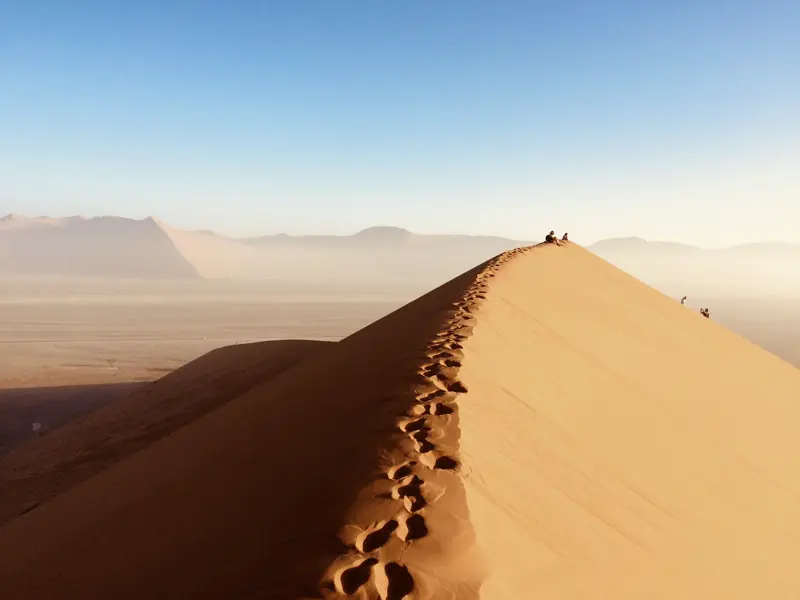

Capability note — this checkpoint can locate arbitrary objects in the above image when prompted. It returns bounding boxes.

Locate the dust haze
[1,223,799,454]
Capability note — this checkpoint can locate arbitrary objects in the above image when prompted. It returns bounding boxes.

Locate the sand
[0,339,330,527]
[0,381,147,457]
[2,242,800,599]
[0,276,405,386]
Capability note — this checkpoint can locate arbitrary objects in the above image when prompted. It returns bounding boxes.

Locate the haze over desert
[4,2,800,598]
[2,241,800,599]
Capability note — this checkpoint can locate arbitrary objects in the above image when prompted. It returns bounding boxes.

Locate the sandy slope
[0,381,147,457]
[0,339,330,528]
[457,244,800,598]
[157,220,259,279]
[2,244,800,599]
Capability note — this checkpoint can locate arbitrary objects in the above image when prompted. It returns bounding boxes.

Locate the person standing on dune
[681,296,687,306]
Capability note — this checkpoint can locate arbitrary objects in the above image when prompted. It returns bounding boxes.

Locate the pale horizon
[2,211,799,250]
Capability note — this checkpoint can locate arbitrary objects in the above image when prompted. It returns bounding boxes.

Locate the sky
[1,0,798,245]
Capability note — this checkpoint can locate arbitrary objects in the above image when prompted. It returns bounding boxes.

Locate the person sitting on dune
[545,230,563,245]
[562,232,569,242]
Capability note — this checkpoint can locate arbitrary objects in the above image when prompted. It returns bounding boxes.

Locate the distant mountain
[0,215,200,279]
[3,217,797,291]
[588,237,703,255]
[588,237,800,256]
[0,215,526,282]
[588,237,800,295]
[236,225,528,284]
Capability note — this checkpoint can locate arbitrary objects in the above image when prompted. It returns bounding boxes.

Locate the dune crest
[319,249,521,598]
[2,243,800,599]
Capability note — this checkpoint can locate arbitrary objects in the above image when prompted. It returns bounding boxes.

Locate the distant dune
[0,338,330,527]
[0,382,146,457]
[156,219,259,279]
[2,243,800,598]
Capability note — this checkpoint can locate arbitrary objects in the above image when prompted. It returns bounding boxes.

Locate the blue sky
[1,0,798,245]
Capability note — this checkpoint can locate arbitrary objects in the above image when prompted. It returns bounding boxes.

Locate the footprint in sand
[387,461,416,481]
[400,417,427,433]
[334,556,379,595]
[392,475,427,512]
[397,513,428,542]
[429,402,455,416]
[445,379,468,393]
[355,520,399,552]
[375,562,415,600]
[410,429,436,454]
[419,452,458,471]
[417,389,446,403]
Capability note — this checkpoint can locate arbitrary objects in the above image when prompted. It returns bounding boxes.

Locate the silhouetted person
[680,296,687,306]
[562,232,569,241]
[700,308,710,318]
[545,230,563,245]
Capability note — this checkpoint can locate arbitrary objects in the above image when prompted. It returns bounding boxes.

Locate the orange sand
[1,243,800,599]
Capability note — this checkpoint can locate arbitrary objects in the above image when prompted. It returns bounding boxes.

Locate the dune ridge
[2,243,800,599]
[320,247,526,598]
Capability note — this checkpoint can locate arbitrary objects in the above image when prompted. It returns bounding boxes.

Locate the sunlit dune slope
[2,243,800,600]
[458,244,800,598]
[0,339,330,528]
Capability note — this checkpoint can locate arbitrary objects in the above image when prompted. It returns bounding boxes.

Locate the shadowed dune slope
[0,382,147,457]
[0,339,331,528]
[0,256,492,600]
[3,244,800,599]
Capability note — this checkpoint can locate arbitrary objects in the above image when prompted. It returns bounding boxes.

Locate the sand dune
[0,382,147,456]
[0,339,330,528]
[2,243,800,599]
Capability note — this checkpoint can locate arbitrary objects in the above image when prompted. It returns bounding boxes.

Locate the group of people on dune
[545,230,568,245]
[681,296,711,319]
[542,235,710,320]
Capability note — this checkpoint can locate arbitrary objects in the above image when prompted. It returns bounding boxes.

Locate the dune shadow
[0,338,333,529]
[0,382,146,457]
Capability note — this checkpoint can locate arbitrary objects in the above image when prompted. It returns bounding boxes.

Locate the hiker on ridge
[680,296,687,306]
[562,232,569,242]
[545,230,563,245]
